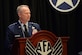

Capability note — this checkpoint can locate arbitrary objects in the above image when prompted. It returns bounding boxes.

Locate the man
[5,5,41,55]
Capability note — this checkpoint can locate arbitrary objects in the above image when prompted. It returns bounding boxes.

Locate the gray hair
[16,5,29,13]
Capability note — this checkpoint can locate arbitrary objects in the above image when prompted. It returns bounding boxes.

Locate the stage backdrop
[0,0,82,55]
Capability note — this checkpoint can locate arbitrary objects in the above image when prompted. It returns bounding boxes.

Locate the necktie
[23,24,29,37]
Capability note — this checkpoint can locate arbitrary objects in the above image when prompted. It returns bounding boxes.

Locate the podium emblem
[25,30,63,55]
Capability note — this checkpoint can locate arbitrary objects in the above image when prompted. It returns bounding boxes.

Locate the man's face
[18,7,31,22]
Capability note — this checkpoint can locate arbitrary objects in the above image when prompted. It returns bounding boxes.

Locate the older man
[5,5,41,55]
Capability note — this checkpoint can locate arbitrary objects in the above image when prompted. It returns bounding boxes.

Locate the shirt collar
[18,20,28,31]
[18,20,28,26]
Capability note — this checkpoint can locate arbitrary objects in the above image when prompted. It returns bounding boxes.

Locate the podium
[12,30,69,55]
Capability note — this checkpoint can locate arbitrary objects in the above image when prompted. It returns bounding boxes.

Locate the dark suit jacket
[5,21,41,55]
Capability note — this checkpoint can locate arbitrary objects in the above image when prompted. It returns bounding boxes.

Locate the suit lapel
[16,22,24,37]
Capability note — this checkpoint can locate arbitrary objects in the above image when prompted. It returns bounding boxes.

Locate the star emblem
[56,0,73,7]
[49,0,80,12]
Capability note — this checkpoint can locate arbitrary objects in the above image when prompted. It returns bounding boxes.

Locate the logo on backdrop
[25,37,63,55]
[49,0,80,12]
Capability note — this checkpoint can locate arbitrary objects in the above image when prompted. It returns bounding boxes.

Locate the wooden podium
[12,30,69,55]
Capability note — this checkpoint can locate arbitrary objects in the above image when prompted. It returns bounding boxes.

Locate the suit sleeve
[5,27,15,55]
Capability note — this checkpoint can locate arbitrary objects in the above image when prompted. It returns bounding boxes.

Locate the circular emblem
[49,0,80,12]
